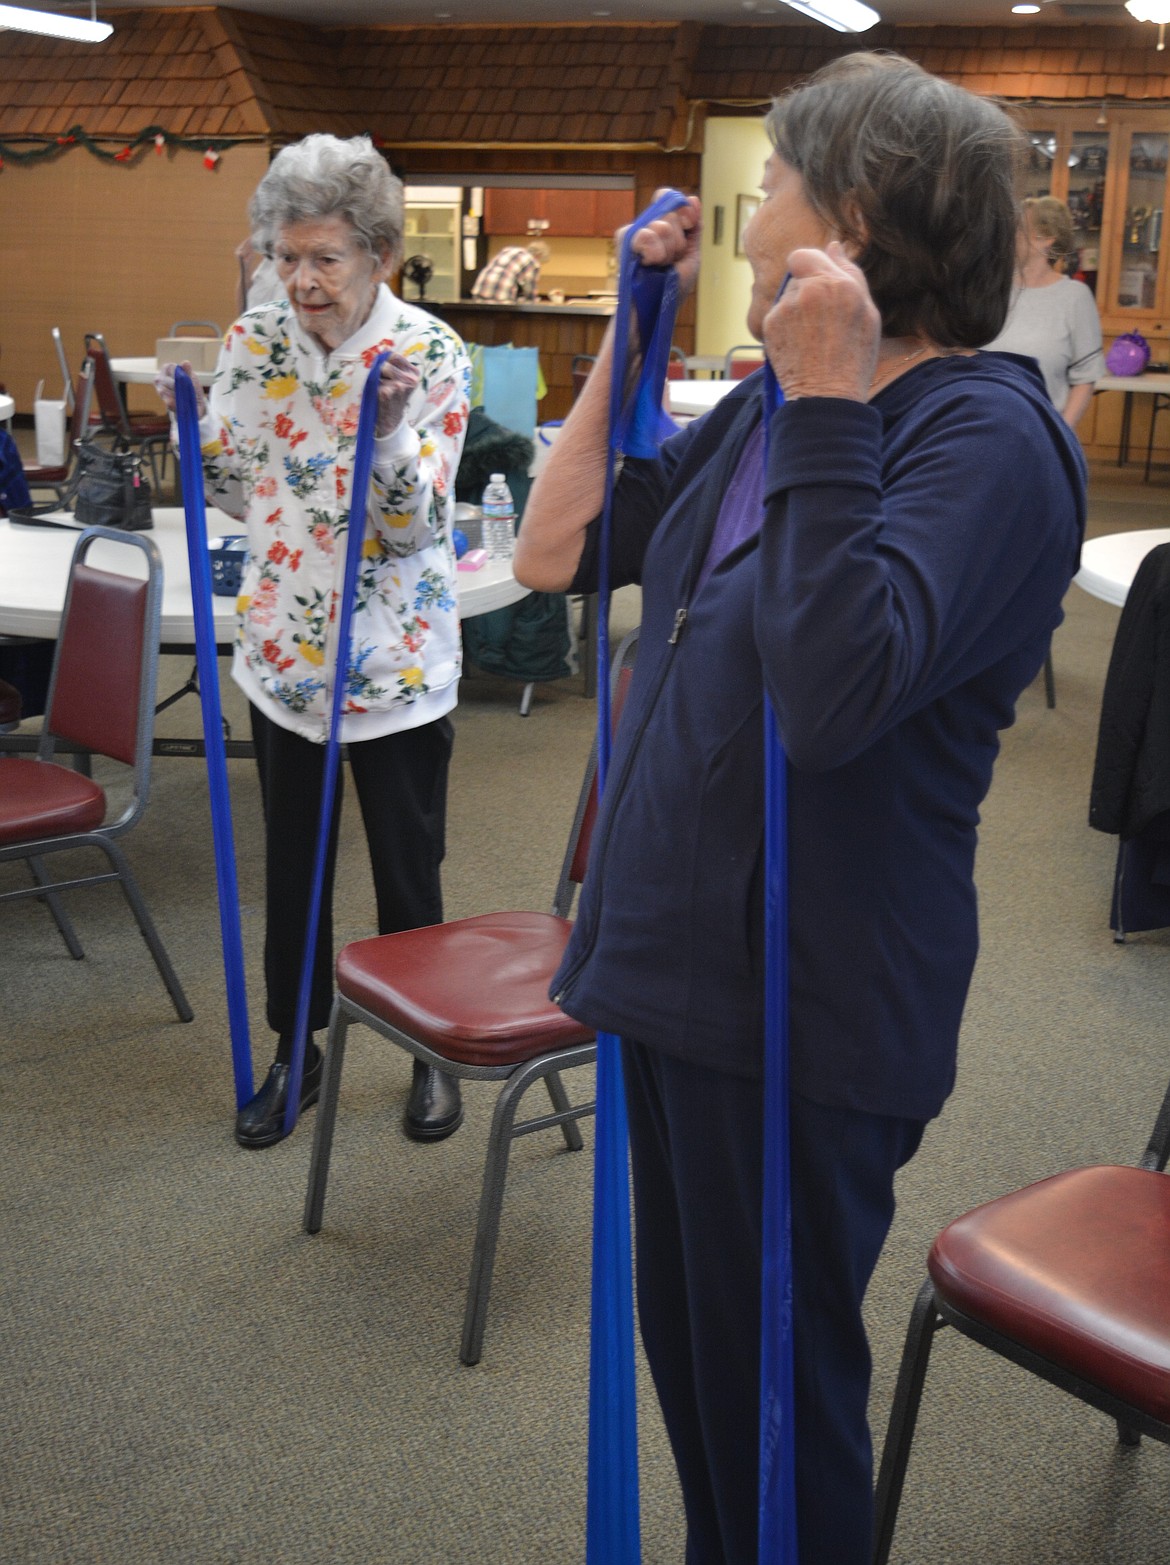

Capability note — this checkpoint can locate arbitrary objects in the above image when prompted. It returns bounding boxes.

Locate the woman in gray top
[984,195,1105,428]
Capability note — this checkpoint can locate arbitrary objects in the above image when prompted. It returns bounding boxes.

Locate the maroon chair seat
[930,1165,1170,1424]
[336,912,592,1067]
[305,629,640,1365]
[874,1078,1170,1565]
[0,757,105,844]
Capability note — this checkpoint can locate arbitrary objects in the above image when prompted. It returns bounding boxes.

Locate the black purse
[9,433,154,532]
[73,437,153,531]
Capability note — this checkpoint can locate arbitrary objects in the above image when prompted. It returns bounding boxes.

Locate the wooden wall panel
[0,144,269,413]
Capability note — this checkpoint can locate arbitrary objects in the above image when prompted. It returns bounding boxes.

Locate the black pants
[621,1040,925,1565]
[250,704,453,1041]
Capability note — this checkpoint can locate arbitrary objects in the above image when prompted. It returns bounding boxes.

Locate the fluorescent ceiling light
[776,0,880,29]
[1011,4,1041,12]
[0,3,112,41]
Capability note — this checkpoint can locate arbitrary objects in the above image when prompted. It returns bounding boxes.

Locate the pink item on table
[457,549,488,571]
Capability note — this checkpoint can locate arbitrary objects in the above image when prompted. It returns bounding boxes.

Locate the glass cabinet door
[1111,130,1168,314]
[1018,130,1056,200]
[1067,130,1110,297]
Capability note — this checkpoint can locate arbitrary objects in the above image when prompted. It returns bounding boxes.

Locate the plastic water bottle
[481,473,516,561]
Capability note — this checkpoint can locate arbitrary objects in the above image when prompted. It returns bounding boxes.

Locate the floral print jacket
[198,285,471,743]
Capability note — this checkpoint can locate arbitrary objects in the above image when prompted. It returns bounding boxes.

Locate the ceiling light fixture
[0,1,111,41]
[1011,4,1041,13]
[776,0,880,31]
[1126,0,1170,49]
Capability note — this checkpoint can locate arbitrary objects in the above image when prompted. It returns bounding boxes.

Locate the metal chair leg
[97,837,193,1022]
[872,1279,945,1565]
[545,1068,585,1152]
[518,681,534,717]
[27,855,84,959]
[460,1060,535,1366]
[1043,648,1055,709]
[304,1000,350,1234]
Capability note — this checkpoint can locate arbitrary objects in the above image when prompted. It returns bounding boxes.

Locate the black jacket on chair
[1089,541,1170,933]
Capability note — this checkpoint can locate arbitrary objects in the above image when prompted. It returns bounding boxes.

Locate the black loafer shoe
[235,1043,323,1150]
[404,1059,464,1142]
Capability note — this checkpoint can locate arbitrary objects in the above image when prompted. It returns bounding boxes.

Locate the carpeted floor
[3,465,1169,1563]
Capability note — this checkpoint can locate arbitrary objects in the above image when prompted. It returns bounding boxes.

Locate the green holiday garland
[0,123,270,168]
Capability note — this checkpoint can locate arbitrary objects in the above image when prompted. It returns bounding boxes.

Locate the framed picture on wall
[735,195,759,256]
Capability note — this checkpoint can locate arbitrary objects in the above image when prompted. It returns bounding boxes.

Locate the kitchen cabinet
[483,186,635,237]
[482,187,535,236]
[593,188,637,238]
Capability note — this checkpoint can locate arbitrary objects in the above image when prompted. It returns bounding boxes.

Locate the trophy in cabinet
[1127,206,1153,249]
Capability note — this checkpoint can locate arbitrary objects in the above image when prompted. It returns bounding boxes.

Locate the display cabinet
[1013,106,1170,464]
[1015,106,1170,337]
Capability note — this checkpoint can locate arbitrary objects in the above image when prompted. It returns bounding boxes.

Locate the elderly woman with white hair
[158,134,471,1150]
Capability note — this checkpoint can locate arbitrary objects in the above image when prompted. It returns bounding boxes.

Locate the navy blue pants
[621,1040,924,1565]
[250,705,453,1040]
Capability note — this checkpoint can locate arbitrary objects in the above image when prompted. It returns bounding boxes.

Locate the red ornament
[203,147,220,170]
[154,133,165,156]
[56,134,76,146]
[114,146,133,163]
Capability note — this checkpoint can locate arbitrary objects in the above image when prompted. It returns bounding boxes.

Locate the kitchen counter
[429,299,618,420]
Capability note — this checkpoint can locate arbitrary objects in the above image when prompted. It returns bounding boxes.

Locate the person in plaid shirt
[471,240,551,301]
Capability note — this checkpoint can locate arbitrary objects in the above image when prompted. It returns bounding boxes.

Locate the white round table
[1074,529,1170,608]
[668,379,739,418]
[0,392,14,427]
[0,508,529,644]
[110,357,216,388]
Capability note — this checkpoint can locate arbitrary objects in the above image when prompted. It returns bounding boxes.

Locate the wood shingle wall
[690,23,1170,103]
[7,11,1170,157]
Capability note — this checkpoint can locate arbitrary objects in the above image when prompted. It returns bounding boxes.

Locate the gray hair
[767,53,1026,347]
[250,134,405,266]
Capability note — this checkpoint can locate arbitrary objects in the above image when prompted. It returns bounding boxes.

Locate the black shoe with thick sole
[404,1059,464,1142]
[235,1043,323,1150]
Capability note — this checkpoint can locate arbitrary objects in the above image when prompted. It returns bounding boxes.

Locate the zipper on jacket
[667,607,688,645]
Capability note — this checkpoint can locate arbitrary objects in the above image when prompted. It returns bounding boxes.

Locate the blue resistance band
[175,366,254,1111]
[586,188,689,1565]
[587,239,798,1560]
[281,350,391,1137]
[759,342,798,1563]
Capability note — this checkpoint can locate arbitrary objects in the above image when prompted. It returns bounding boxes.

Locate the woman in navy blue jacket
[516,53,1086,1565]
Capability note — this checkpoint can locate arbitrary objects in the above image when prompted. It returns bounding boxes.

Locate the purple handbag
[1105,332,1151,377]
